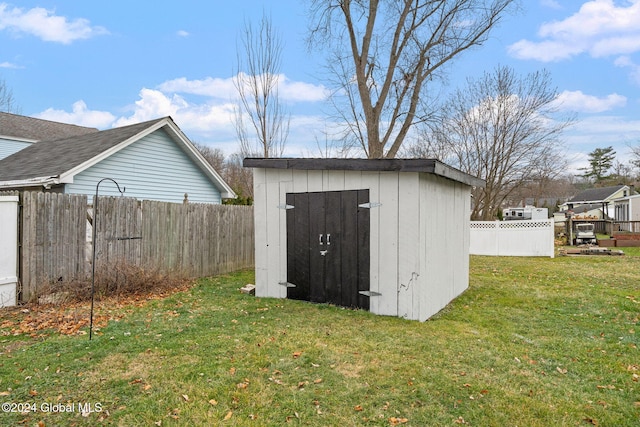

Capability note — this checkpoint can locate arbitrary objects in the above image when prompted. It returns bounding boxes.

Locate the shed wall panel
[253,169,270,297]
[376,172,399,316]
[66,129,222,204]
[265,170,285,297]
[397,173,420,320]
[418,174,470,321]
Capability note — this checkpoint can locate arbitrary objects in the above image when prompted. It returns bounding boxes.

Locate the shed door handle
[319,234,323,245]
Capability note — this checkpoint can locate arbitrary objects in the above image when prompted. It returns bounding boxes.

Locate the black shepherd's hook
[90,178,125,340]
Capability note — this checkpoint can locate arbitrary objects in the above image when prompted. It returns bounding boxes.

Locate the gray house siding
[0,138,31,160]
[66,128,222,203]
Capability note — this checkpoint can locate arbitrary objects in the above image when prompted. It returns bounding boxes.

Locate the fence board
[17,192,254,302]
[20,192,88,301]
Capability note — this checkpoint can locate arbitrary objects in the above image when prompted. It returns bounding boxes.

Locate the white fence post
[0,195,19,307]
[470,219,555,258]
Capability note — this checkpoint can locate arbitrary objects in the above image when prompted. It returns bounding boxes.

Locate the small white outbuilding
[243,158,485,321]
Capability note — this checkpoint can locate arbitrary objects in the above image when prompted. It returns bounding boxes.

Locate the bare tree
[0,78,20,113]
[192,143,254,203]
[409,66,574,220]
[192,142,226,173]
[233,12,290,158]
[307,0,514,158]
[224,153,254,203]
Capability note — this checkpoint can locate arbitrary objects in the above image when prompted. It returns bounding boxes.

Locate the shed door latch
[359,291,382,297]
[279,281,296,288]
[358,202,382,209]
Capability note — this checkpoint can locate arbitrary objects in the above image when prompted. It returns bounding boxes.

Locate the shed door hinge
[277,204,295,210]
[359,290,381,297]
[358,202,382,209]
[279,281,296,288]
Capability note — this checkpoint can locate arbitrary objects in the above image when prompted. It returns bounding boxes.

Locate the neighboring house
[560,185,634,219]
[0,115,235,203]
[0,112,98,160]
[613,194,640,222]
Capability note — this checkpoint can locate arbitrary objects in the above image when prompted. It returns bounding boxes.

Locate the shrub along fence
[18,192,254,302]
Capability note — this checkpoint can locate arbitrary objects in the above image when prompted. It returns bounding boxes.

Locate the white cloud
[113,88,237,132]
[278,75,329,102]
[614,55,640,85]
[540,0,562,10]
[0,61,20,68]
[553,90,627,113]
[508,0,640,61]
[157,73,329,103]
[35,100,115,128]
[176,30,189,37]
[32,74,331,155]
[158,77,237,99]
[0,3,108,44]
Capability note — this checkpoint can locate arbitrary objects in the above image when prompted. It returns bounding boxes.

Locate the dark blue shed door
[285,190,370,310]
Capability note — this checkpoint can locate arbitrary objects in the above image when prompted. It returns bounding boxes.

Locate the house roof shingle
[568,185,627,204]
[0,118,165,181]
[0,111,98,142]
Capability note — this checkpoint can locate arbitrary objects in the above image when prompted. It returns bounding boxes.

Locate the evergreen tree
[579,146,616,183]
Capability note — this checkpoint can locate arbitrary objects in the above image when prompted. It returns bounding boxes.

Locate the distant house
[613,194,640,222]
[0,112,98,160]
[0,115,235,203]
[560,185,634,219]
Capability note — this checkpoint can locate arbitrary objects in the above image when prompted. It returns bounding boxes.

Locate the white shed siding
[253,167,473,321]
[66,129,222,203]
[397,172,420,320]
[419,174,470,321]
[0,138,31,160]
[376,172,400,316]
[253,168,271,297]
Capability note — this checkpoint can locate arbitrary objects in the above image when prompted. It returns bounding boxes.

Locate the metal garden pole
[90,178,125,340]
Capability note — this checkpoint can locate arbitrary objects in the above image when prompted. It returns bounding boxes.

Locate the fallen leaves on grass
[389,416,409,425]
[0,282,194,337]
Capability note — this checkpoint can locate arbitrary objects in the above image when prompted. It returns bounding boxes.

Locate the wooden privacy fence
[19,192,254,301]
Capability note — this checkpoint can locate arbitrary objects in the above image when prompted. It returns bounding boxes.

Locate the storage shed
[243,158,485,321]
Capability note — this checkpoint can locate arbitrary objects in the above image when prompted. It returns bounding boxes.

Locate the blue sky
[2,1,640,173]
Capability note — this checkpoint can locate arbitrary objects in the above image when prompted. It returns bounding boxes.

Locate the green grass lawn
[1,252,639,426]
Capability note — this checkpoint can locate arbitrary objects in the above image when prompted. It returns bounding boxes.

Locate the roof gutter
[0,176,61,189]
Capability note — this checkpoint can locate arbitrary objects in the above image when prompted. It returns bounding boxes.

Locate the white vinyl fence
[0,195,18,307]
[470,220,555,258]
